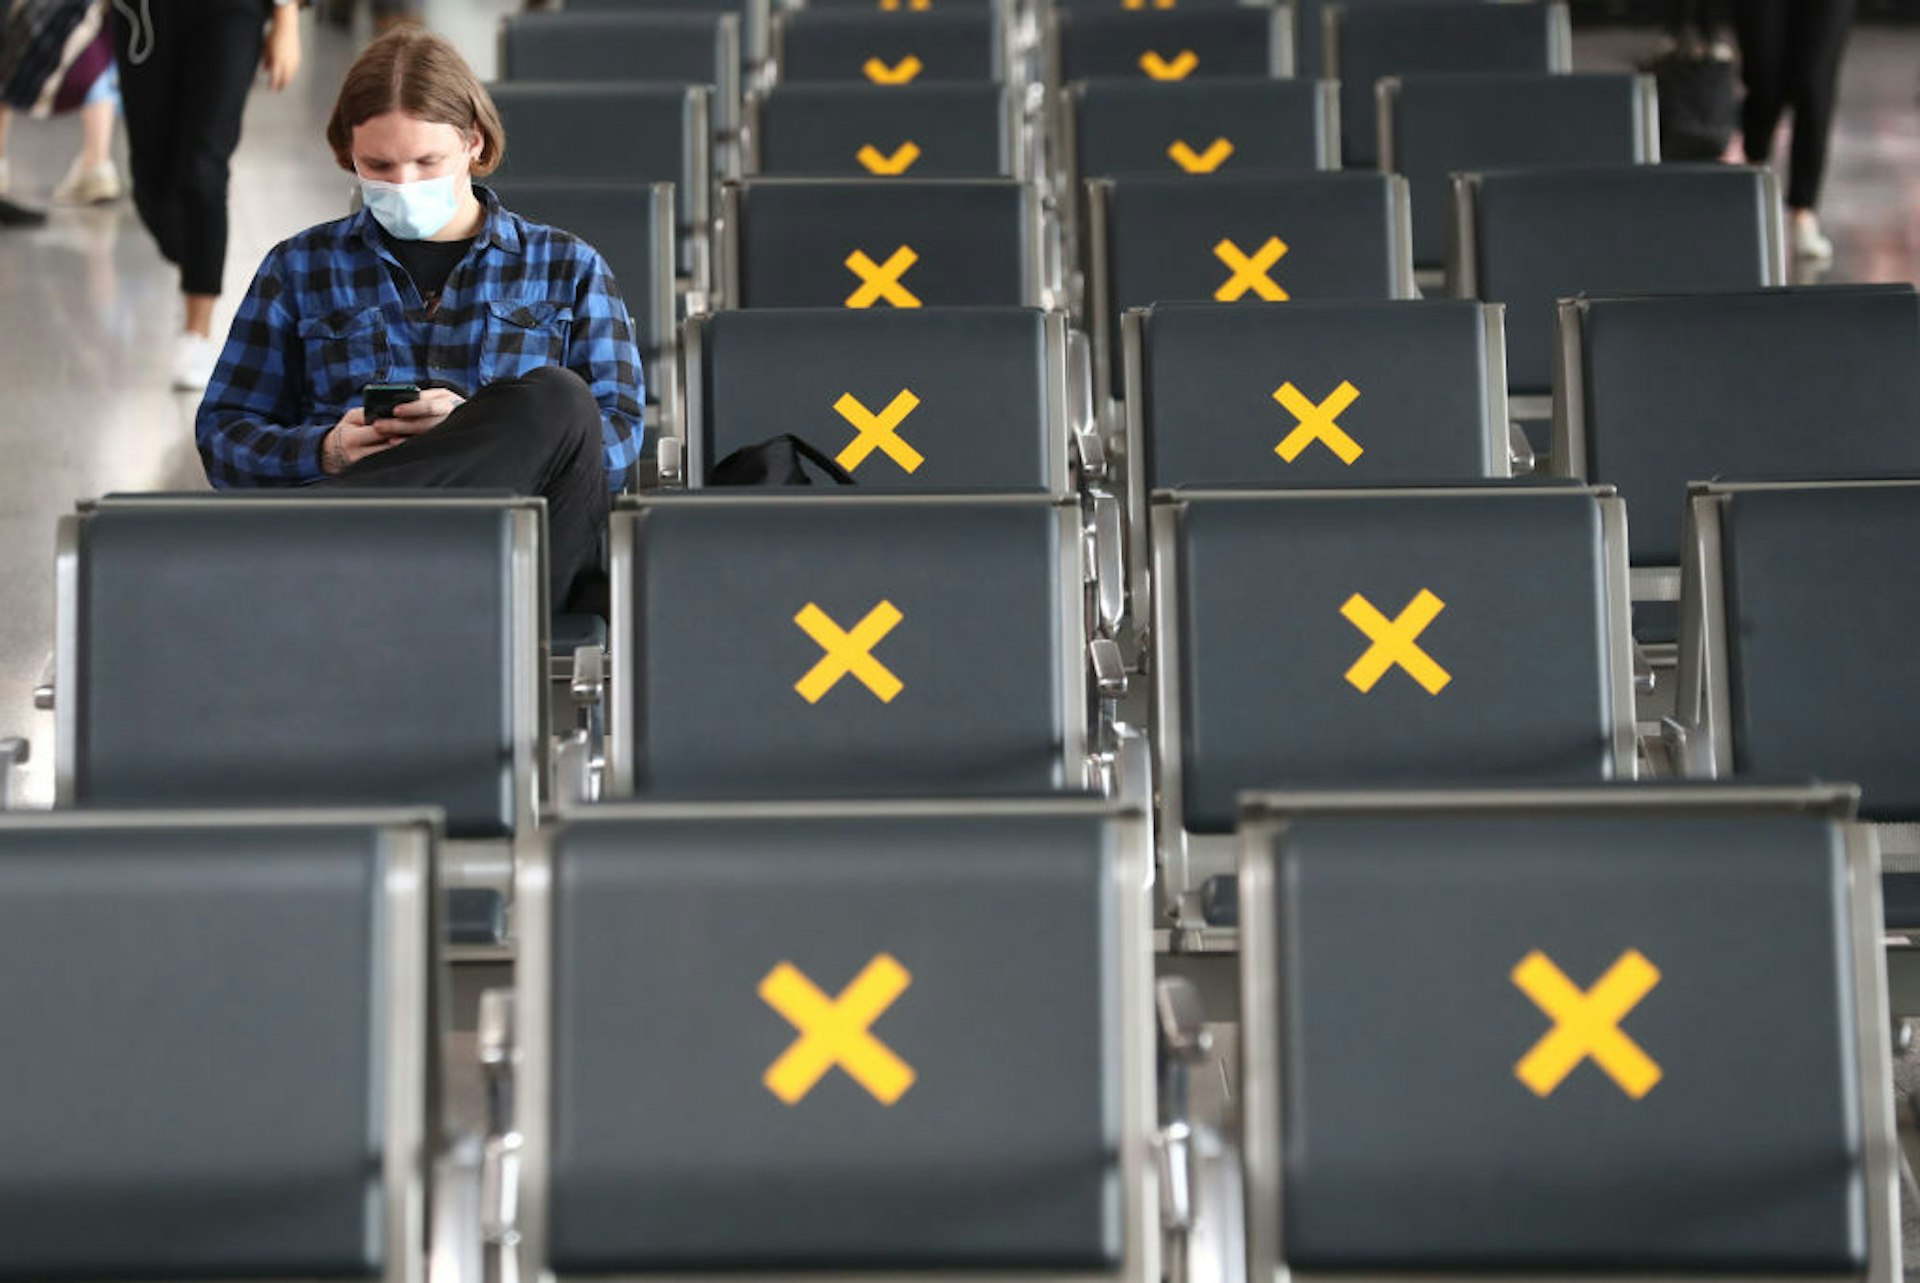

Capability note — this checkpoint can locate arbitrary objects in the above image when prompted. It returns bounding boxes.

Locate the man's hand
[321,408,401,475]
[377,387,464,436]
[262,6,301,91]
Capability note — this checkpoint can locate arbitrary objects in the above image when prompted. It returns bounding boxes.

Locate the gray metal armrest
[655,435,687,488]
[1660,715,1716,778]
[480,987,522,1255]
[1067,329,1108,484]
[1507,420,1537,476]
[33,653,53,711]
[0,737,26,811]
[1633,638,1656,696]
[1156,976,1242,1283]
[1086,491,1126,636]
[554,645,606,806]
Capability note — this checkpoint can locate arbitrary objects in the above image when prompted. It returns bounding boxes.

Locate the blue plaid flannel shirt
[196,184,645,491]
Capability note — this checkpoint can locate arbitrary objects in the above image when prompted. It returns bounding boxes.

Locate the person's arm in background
[196,245,400,484]
[565,246,645,492]
[263,0,303,91]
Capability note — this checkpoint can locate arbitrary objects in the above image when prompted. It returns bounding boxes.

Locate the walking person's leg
[1730,0,1790,165]
[53,67,124,204]
[110,0,188,264]
[166,0,267,386]
[1781,0,1857,256]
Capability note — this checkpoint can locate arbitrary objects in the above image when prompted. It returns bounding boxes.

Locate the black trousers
[1732,0,1857,210]
[110,0,266,297]
[317,367,613,615]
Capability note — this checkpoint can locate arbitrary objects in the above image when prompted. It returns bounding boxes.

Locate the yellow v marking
[1168,137,1233,173]
[1139,49,1197,80]
[857,141,922,174]
[864,55,923,84]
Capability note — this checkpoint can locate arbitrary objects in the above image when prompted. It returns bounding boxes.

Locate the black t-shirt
[380,227,474,312]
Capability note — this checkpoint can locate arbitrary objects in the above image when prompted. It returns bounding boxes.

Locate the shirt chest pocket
[297,307,391,411]
[480,300,573,385]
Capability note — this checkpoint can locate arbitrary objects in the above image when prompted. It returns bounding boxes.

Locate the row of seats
[0,790,1896,1277]
[28,476,1920,927]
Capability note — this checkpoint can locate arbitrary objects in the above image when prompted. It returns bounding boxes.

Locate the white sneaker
[1791,211,1834,262]
[52,158,122,206]
[172,332,220,391]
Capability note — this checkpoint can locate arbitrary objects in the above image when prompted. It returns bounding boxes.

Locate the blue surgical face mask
[359,172,460,240]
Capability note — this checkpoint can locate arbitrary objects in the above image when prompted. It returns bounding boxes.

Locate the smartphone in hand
[362,382,421,422]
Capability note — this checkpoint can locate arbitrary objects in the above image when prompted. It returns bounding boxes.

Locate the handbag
[708,433,857,487]
[1646,38,1739,162]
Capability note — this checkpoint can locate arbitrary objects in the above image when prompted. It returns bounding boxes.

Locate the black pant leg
[1783,0,1857,210]
[1732,0,1790,163]
[170,0,267,296]
[111,0,188,267]
[317,367,612,613]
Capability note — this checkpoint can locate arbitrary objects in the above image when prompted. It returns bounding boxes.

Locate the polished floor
[0,12,1916,806]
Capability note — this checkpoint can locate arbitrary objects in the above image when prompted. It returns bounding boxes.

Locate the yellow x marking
[1168,137,1233,173]
[864,55,923,84]
[1513,950,1663,1100]
[857,141,922,175]
[1139,49,1198,79]
[1341,589,1450,694]
[760,954,916,1106]
[1214,236,1289,301]
[834,389,924,473]
[1274,380,1362,464]
[794,601,904,703]
[880,0,930,10]
[844,246,921,309]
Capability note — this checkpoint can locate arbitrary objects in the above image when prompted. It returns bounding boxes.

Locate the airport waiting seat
[1554,284,1920,571]
[496,12,743,130]
[1328,0,1571,169]
[772,8,1007,83]
[1087,171,1415,397]
[562,0,773,69]
[1048,8,1292,85]
[607,494,1094,799]
[1451,164,1784,402]
[718,177,1048,308]
[1064,78,1337,186]
[1235,787,1896,1279]
[499,801,1154,1276]
[684,307,1077,491]
[1151,486,1635,930]
[1292,0,1476,78]
[1120,299,1512,625]
[54,495,548,940]
[749,83,1022,178]
[1673,481,1920,831]
[487,83,712,283]
[486,180,681,443]
[0,810,440,1283]
[1382,72,1655,270]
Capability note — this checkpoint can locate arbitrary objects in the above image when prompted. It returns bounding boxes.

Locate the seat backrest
[1238,788,1889,1277]
[1049,7,1290,83]
[1068,77,1337,184]
[773,8,1004,83]
[1155,486,1633,836]
[1329,0,1569,168]
[1455,164,1781,395]
[519,801,1148,1275]
[610,494,1086,798]
[1292,0,1478,78]
[1383,71,1653,269]
[0,811,436,1283]
[1091,171,1414,396]
[687,307,1068,491]
[487,83,708,253]
[59,496,545,839]
[1683,481,1920,822]
[723,177,1040,308]
[751,82,1018,177]
[1559,285,1920,566]
[562,0,772,66]
[486,180,679,429]
[497,12,741,126]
